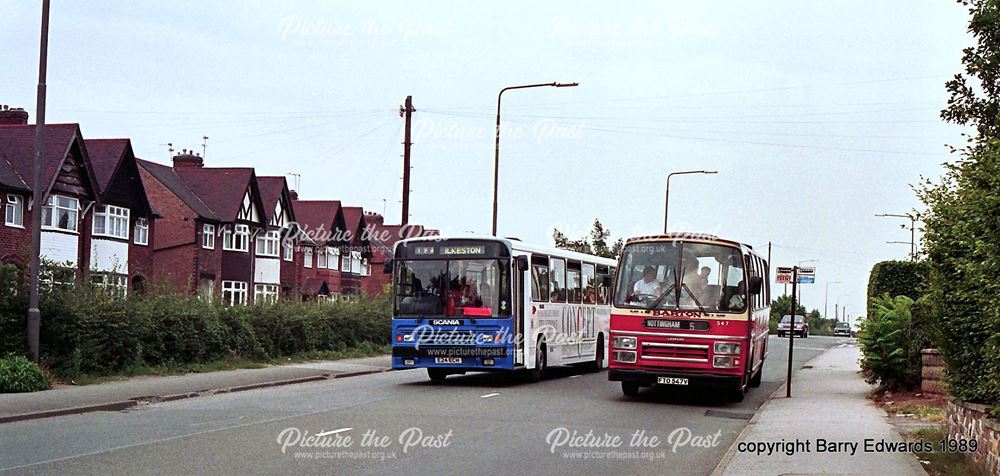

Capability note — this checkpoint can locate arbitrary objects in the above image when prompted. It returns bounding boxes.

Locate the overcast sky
[1,1,973,322]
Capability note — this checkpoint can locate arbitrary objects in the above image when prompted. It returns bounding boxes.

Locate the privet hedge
[866,260,927,316]
[0,284,390,379]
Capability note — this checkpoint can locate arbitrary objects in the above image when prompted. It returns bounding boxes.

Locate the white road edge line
[480,393,500,399]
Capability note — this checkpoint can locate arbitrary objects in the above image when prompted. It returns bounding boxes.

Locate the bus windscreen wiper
[679,282,708,314]
[646,282,676,310]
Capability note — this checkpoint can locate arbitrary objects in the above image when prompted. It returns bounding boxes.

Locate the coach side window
[595,265,609,305]
[582,263,596,304]
[531,256,549,302]
[567,261,582,304]
[549,258,566,303]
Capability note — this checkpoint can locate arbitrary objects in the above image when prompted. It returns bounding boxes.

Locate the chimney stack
[365,211,384,226]
[0,105,29,125]
[172,148,204,168]
[289,190,299,200]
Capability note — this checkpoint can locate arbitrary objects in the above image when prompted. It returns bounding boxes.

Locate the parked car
[834,322,852,337]
[777,314,808,338]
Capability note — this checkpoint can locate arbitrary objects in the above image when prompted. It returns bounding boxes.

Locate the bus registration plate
[435,358,462,364]
[657,377,688,385]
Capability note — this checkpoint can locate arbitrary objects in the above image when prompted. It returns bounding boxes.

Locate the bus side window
[549,258,566,303]
[531,256,549,302]
[595,264,609,305]
[567,260,582,304]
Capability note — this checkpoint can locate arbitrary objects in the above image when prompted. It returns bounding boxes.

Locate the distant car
[777,314,808,338]
[834,322,852,337]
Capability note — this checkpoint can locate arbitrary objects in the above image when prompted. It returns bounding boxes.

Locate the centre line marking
[316,428,353,437]
[480,392,500,399]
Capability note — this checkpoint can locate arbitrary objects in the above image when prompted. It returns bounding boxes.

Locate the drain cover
[704,410,754,420]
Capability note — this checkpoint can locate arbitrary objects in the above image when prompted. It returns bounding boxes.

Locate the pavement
[0,355,392,424]
[714,343,928,476]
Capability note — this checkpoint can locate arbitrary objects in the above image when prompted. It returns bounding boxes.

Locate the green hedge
[859,294,920,390]
[866,260,927,316]
[0,354,50,393]
[0,284,390,379]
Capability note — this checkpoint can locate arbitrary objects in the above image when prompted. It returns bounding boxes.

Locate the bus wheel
[587,335,605,372]
[730,384,746,402]
[622,382,640,397]
[427,368,448,382]
[527,338,547,383]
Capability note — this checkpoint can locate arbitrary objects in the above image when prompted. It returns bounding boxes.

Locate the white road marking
[568,375,581,379]
[480,392,500,399]
[315,427,353,437]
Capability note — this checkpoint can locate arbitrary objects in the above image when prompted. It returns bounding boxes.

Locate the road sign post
[786,267,798,397]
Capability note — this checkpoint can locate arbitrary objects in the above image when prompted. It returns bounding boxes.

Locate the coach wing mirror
[748,276,763,295]
[383,259,394,274]
[515,256,529,272]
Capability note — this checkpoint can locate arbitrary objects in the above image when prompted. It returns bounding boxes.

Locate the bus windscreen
[614,242,747,313]
[394,258,511,318]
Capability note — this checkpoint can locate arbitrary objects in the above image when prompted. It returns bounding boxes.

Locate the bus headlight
[403,358,415,366]
[714,342,741,355]
[612,350,637,363]
[612,336,637,350]
[713,356,738,368]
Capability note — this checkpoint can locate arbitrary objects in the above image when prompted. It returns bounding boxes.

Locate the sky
[0,1,974,323]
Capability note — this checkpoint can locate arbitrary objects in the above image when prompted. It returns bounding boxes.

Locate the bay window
[223,224,250,252]
[93,205,130,239]
[41,195,79,232]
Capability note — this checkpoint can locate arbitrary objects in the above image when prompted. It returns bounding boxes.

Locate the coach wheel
[588,335,605,372]
[749,362,763,388]
[622,382,640,397]
[527,338,547,383]
[427,368,448,382]
[730,384,746,402]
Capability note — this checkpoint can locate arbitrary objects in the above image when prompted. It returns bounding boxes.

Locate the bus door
[513,255,528,366]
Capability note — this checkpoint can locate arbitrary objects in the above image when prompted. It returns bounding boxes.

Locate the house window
[361,258,369,276]
[134,218,149,245]
[91,272,128,296]
[202,224,216,249]
[40,266,75,290]
[41,195,79,232]
[254,283,279,304]
[330,247,340,270]
[304,247,313,268]
[5,194,23,227]
[198,277,214,301]
[317,247,327,268]
[223,224,250,252]
[93,205,130,239]
[341,254,351,273]
[255,230,279,257]
[221,280,247,305]
[351,251,362,274]
[283,241,293,261]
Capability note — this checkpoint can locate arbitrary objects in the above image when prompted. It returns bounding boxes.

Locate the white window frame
[93,205,130,239]
[134,218,149,245]
[330,247,340,271]
[5,194,23,228]
[223,224,250,252]
[283,240,293,262]
[255,230,280,257]
[41,194,79,232]
[341,253,351,274]
[317,247,328,268]
[254,283,279,304]
[304,247,313,268]
[91,272,128,296]
[202,224,216,249]
[351,251,362,275]
[221,280,247,306]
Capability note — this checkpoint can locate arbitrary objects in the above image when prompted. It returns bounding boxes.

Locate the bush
[859,294,920,390]
[0,354,50,393]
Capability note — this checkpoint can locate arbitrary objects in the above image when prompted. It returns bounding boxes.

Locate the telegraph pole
[399,96,414,226]
[27,0,51,363]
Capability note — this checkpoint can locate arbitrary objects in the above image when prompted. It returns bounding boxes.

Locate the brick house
[0,112,101,286]
[254,176,297,302]
[137,151,266,304]
[291,198,347,301]
[360,212,438,296]
[84,138,156,293]
[338,206,372,296]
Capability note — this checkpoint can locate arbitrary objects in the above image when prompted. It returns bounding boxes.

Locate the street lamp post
[876,213,918,260]
[836,294,849,322]
[27,0,51,363]
[664,170,717,233]
[492,82,578,236]
[824,281,841,321]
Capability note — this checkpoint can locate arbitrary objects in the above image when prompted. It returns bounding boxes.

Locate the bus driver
[633,265,660,296]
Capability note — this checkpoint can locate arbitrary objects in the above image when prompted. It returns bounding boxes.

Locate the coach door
[513,255,529,366]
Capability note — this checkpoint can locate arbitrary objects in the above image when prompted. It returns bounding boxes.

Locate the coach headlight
[713,342,741,355]
[612,336,637,350]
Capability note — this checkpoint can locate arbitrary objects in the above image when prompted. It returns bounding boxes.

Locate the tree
[940,0,1000,144]
[768,294,807,331]
[552,219,624,259]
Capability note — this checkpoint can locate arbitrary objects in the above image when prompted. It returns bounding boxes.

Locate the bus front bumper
[608,368,741,389]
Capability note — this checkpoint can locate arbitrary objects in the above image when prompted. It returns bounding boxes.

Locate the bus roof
[394,235,617,266]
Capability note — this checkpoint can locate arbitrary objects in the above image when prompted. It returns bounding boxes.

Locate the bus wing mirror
[383,259,394,274]
[748,276,763,295]
[515,256,529,272]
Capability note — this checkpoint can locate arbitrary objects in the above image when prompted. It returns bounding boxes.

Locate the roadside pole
[786,266,798,398]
